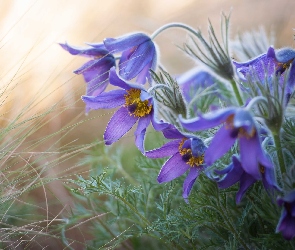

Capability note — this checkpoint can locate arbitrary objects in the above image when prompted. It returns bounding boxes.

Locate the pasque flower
[180,107,273,179]
[234,47,295,131]
[215,155,278,204]
[60,42,115,100]
[233,46,295,91]
[276,191,295,240]
[82,67,163,153]
[145,126,207,201]
[104,33,157,84]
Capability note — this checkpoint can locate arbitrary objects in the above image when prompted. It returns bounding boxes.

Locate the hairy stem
[230,80,243,106]
[273,132,286,187]
[151,23,199,40]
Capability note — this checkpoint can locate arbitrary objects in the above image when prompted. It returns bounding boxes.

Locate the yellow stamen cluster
[224,114,235,130]
[238,127,256,139]
[225,114,256,139]
[124,88,152,117]
[178,138,204,167]
[276,58,294,71]
[259,164,265,174]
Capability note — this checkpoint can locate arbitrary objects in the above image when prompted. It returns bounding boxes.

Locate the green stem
[245,96,268,110]
[151,23,199,40]
[273,132,286,180]
[230,80,243,106]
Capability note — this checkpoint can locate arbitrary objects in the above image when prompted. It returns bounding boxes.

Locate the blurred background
[0,0,294,248]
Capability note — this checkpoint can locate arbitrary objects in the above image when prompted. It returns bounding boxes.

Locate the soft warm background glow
[0,0,294,247]
[1,0,294,118]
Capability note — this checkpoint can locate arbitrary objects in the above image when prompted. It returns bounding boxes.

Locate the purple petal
[161,124,184,139]
[118,48,134,75]
[278,191,295,208]
[205,126,236,165]
[135,61,152,84]
[148,48,157,82]
[183,167,200,201]
[104,107,138,145]
[236,172,256,204]
[239,134,268,179]
[82,89,126,111]
[145,139,181,158]
[134,115,151,153]
[74,57,114,75]
[151,115,170,132]
[109,67,144,90]
[233,51,269,68]
[277,212,295,240]
[157,153,189,183]
[85,78,108,98]
[79,58,115,96]
[276,209,287,231]
[275,47,295,63]
[86,42,108,50]
[217,156,244,189]
[266,46,276,58]
[233,47,277,81]
[119,41,155,81]
[179,107,236,132]
[262,162,279,192]
[59,42,108,57]
[104,33,150,52]
[215,163,233,175]
[258,153,273,170]
[287,62,295,89]
[139,49,157,84]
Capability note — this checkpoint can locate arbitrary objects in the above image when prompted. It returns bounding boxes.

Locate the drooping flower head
[180,107,273,179]
[60,42,115,100]
[215,155,278,204]
[233,46,295,99]
[82,67,164,153]
[104,33,157,84]
[145,126,207,201]
[276,191,295,240]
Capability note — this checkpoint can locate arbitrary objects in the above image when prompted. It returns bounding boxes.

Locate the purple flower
[233,46,295,94]
[104,33,157,84]
[177,69,216,102]
[145,127,207,201]
[276,191,295,240]
[180,107,273,179]
[215,155,278,204]
[82,67,163,153]
[60,42,115,100]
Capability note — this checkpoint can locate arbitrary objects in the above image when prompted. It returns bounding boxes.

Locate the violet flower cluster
[61,18,295,241]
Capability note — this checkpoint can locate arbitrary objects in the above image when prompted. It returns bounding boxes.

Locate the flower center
[259,164,265,174]
[124,88,152,117]
[178,138,204,167]
[276,58,294,75]
[225,114,256,139]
